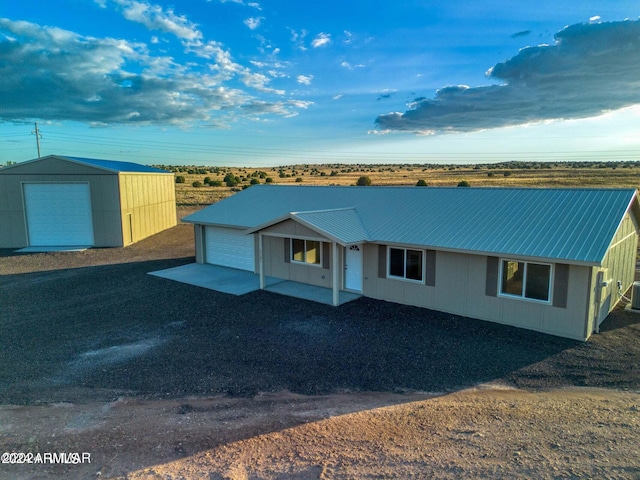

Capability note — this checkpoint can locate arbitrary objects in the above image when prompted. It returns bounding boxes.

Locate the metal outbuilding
[0,155,176,249]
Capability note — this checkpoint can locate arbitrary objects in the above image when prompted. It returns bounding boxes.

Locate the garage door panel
[205,226,255,271]
[24,183,94,246]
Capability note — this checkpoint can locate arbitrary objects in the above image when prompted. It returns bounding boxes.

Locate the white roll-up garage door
[23,183,94,246]
[205,226,255,271]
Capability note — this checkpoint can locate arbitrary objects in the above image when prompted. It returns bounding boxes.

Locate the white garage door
[23,183,94,247]
[205,226,255,271]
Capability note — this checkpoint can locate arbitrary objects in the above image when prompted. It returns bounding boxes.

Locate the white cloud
[218,0,261,7]
[296,74,313,85]
[0,18,307,125]
[340,61,365,70]
[244,17,262,30]
[311,32,331,48]
[289,28,307,51]
[376,19,640,133]
[109,0,202,41]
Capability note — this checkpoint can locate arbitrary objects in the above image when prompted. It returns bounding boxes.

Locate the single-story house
[0,155,176,249]
[183,185,640,341]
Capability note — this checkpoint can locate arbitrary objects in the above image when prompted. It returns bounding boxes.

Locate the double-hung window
[388,247,424,282]
[291,239,321,265]
[500,259,552,302]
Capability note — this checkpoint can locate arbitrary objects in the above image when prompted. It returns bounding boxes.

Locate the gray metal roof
[63,156,170,173]
[292,208,370,245]
[183,185,639,265]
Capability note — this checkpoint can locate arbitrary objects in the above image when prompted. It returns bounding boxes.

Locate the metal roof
[62,156,170,173]
[183,185,639,265]
[292,208,370,245]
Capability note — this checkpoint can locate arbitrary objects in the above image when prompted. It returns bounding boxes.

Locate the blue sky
[2,0,640,166]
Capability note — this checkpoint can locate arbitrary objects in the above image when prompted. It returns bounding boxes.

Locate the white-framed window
[388,246,424,282]
[500,259,552,303]
[291,238,321,266]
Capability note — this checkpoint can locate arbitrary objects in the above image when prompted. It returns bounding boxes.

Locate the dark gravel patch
[1,225,639,405]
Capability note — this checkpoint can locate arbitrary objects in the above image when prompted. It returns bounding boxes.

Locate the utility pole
[31,122,42,158]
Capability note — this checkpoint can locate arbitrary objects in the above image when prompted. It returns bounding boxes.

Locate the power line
[31,123,42,158]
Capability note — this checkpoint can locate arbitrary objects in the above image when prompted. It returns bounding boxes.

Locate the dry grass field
[165,162,640,206]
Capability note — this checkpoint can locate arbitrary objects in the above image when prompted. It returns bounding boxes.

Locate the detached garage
[0,155,177,249]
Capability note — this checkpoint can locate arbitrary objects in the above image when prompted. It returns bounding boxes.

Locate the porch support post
[332,241,339,306]
[259,232,265,290]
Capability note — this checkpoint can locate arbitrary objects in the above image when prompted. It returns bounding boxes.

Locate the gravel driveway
[1,221,639,406]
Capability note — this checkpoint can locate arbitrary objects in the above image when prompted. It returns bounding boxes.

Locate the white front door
[345,244,363,292]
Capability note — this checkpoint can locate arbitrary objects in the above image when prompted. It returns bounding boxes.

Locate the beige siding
[0,173,121,248]
[259,218,328,239]
[586,212,639,334]
[362,244,592,341]
[0,157,107,175]
[118,173,176,246]
[262,236,338,288]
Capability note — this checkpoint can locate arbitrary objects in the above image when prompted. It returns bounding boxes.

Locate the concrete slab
[16,246,92,253]
[149,263,361,306]
[265,281,361,306]
[148,263,282,296]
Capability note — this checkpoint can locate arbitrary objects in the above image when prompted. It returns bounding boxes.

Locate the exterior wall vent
[632,282,640,310]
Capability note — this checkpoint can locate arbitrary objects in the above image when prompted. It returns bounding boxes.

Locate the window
[291,239,321,265]
[388,247,424,282]
[500,259,551,302]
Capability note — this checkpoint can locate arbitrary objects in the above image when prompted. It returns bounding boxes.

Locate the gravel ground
[1,217,639,405]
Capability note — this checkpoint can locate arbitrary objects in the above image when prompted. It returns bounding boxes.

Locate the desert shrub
[204,176,212,184]
[250,178,260,185]
[265,177,273,183]
[192,180,203,188]
[416,179,428,186]
[175,175,185,184]
[457,180,470,187]
[224,173,239,187]
[487,172,495,178]
[295,177,303,183]
[210,180,223,187]
[356,176,372,186]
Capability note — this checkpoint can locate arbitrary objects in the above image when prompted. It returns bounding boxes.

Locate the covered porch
[148,263,360,306]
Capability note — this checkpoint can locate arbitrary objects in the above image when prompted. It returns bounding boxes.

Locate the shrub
[204,176,212,185]
[250,178,260,185]
[356,176,372,186]
[416,179,428,186]
[457,180,470,187]
[295,177,303,183]
[487,172,495,178]
[265,177,273,183]
[210,180,223,187]
[192,180,203,188]
[175,175,185,184]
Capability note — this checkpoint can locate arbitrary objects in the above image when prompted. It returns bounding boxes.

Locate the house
[182,185,640,341]
[0,155,176,249]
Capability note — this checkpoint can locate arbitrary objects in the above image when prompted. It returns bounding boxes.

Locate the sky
[1,0,640,167]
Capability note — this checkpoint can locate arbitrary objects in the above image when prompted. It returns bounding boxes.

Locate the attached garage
[205,226,255,271]
[0,155,177,249]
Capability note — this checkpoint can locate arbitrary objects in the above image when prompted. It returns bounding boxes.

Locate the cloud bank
[0,16,304,125]
[375,19,640,134]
